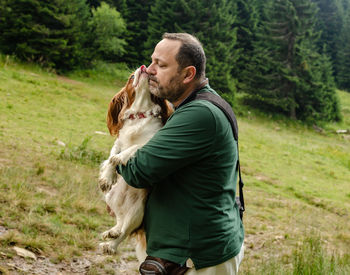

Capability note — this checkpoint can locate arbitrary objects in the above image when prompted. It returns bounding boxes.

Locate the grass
[245,235,350,274]
[0,54,349,273]
[0,55,118,264]
[236,90,350,273]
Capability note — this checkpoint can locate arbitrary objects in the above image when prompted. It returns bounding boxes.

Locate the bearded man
[118,33,245,274]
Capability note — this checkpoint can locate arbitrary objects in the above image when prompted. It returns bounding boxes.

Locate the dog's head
[106,66,173,136]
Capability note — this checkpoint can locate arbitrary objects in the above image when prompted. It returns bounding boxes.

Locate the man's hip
[185,243,245,275]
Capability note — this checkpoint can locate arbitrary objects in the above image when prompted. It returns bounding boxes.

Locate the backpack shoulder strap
[194,92,238,140]
[194,91,245,217]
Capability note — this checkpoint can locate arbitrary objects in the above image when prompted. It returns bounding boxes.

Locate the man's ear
[183,66,196,84]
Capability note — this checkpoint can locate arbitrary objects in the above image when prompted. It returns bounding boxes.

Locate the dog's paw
[109,154,122,166]
[99,177,112,192]
[99,242,117,254]
[149,105,161,116]
[101,229,121,240]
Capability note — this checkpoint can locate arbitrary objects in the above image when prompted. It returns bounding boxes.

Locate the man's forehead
[151,39,181,62]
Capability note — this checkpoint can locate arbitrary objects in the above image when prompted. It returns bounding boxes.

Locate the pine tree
[145,0,238,100]
[232,0,260,93]
[112,0,152,67]
[86,0,115,8]
[336,8,350,91]
[311,0,343,75]
[0,0,91,70]
[245,0,340,121]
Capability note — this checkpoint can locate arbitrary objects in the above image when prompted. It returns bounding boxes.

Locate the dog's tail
[132,227,147,263]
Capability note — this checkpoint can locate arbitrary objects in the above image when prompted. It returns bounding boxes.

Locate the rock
[0,226,7,237]
[95,131,108,135]
[336,129,350,134]
[57,140,66,147]
[13,247,37,260]
[275,235,284,241]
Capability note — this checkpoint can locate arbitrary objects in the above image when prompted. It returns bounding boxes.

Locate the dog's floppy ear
[106,72,136,136]
[107,90,127,136]
[151,95,174,125]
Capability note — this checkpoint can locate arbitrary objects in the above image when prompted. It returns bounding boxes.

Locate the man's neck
[172,78,208,108]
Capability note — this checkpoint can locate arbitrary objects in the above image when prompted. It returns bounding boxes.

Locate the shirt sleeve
[119,102,217,188]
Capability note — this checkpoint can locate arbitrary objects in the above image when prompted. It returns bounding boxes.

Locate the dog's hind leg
[101,222,123,240]
[101,189,147,252]
[114,191,147,244]
[99,240,120,254]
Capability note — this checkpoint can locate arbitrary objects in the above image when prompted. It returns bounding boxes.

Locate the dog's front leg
[109,144,141,166]
[99,140,122,192]
[99,161,118,192]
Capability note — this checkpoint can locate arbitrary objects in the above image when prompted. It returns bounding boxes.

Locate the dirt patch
[0,226,8,237]
[35,185,58,197]
[0,240,139,274]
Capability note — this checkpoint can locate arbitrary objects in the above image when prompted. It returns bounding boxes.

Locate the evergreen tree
[86,0,115,8]
[311,0,343,75]
[245,0,340,121]
[0,0,91,71]
[336,8,350,91]
[232,0,260,92]
[145,0,238,100]
[112,0,152,67]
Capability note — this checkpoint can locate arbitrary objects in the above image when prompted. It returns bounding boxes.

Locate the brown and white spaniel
[98,65,172,261]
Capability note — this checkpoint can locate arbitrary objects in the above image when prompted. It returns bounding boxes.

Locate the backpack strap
[194,92,245,219]
[195,93,238,140]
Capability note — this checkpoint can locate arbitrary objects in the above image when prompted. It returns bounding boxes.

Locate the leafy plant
[89,2,127,61]
[59,136,106,165]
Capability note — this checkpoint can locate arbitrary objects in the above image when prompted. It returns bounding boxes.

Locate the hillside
[0,57,349,274]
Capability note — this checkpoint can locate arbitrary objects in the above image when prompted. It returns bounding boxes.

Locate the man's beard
[149,74,186,103]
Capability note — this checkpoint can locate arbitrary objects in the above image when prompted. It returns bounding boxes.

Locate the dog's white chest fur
[118,107,162,151]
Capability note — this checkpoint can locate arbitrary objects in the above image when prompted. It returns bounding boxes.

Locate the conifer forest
[1,0,350,122]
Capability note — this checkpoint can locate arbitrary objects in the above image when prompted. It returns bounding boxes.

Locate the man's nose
[146,63,155,75]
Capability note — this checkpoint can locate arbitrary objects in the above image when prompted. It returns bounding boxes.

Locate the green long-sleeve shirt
[119,85,244,269]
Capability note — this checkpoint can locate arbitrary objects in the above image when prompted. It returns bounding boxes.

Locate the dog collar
[127,112,159,120]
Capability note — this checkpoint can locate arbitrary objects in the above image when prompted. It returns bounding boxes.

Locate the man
[118,33,244,274]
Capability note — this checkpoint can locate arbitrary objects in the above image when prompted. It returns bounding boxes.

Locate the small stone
[13,246,37,260]
[57,140,66,147]
[95,131,108,135]
[336,129,349,134]
[275,235,284,240]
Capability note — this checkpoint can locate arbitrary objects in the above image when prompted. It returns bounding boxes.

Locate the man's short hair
[162,33,206,79]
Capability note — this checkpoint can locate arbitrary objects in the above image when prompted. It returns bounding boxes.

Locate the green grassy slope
[0,57,120,265]
[238,91,350,273]
[0,56,349,274]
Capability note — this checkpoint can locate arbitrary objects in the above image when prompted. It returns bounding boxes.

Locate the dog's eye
[130,75,135,79]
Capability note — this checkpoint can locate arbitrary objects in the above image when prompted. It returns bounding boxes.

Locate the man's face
[146,39,186,103]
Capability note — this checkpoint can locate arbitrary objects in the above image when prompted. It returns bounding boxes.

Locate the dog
[98,65,172,261]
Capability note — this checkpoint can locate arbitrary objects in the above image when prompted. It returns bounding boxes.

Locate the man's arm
[119,103,217,188]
